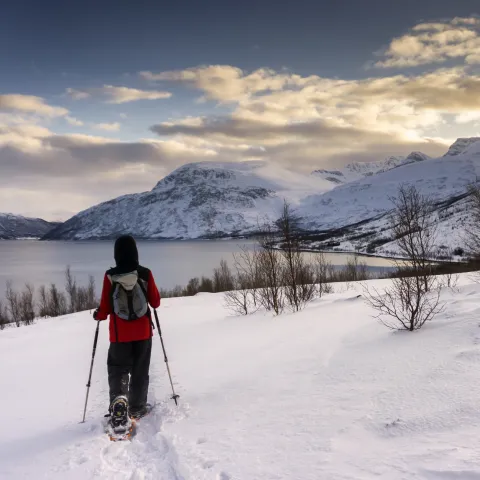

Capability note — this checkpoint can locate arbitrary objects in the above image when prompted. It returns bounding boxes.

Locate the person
[93,235,161,420]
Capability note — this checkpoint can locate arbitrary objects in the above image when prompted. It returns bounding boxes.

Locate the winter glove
[93,308,100,321]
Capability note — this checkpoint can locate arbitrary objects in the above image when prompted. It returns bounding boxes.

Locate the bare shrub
[344,255,369,282]
[224,273,257,316]
[85,275,97,309]
[0,301,9,330]
[185,277,200,296]
[199,276,214,293]
[232,246,263,308]
[48,283,68,317]
[213,259,235,293]
[65,266,77,313]
[438,272,460,292]
[6,281,21,327]
[364,275,444,331]
[19,284,35,326]
[38,285,49,317]
[314,253,333,297]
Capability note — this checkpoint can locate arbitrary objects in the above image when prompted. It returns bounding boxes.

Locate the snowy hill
[2,276,480,479]
[311,151,430,185]
[0,213,58,239]
[43,161,332,240]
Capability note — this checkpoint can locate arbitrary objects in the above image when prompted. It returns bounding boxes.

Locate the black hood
[114,235,139,271]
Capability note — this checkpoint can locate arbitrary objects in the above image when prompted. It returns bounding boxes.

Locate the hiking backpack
[109,271,149,321]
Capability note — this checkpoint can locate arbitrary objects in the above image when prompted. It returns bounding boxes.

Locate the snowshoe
[105,396,135,441]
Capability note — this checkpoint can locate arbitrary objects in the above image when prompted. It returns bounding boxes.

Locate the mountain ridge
[0,213,59,240]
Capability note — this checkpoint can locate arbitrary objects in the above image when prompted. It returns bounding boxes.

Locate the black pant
[107,338,152,409]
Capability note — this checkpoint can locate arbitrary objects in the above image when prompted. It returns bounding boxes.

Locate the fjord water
[0,240,396,299]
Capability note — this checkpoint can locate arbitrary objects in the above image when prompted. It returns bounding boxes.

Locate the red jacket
[96,267,161,343]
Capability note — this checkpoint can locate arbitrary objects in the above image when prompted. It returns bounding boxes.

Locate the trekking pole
[153,309,180,406]
[81,320,100,423]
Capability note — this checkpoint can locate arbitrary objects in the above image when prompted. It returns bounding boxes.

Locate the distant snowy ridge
[0,213,58,240]
[311,151,430,185]
[444,137,480,157]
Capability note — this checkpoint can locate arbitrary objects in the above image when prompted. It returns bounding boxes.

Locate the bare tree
[5,281,21,327]
[256,222,285,315]
[275,201,317,311]
[364,274,444,331]
[390,184,437,292]
[364,185,444,331]
[224,246,263,316]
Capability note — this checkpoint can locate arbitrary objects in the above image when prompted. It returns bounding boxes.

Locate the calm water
[0,240,396,300]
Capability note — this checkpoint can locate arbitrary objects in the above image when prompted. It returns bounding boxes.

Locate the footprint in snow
[217,473,231,480]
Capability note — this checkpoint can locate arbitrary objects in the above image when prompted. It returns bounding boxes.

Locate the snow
[3,275,480,479]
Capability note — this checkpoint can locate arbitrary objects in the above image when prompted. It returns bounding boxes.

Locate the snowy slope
[44,161,332,240]
[299,139,480,231]
[311,151,430,185]
[2,276,480,479]
[0,213,58,239]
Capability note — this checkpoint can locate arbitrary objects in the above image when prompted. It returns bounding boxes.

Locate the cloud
[140,65,319,102]
[376,16,480,68]
[66,85,172,104]
[92,122,121,131]
[65,116,84,126]
[0,94,68,117]
[0,126,219,219]
[65,88,91,100]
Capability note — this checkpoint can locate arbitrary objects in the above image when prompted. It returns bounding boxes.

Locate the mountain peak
[444,138,480,157]
[405,151,430,163]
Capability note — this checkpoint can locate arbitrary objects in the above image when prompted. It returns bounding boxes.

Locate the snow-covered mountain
[43,138,480,252]
[311,151,430,185]
[44,161,333,240]
[298,138,480,256]
[0,213,57,240]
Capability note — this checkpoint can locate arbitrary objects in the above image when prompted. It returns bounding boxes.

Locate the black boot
[129,403,152,419]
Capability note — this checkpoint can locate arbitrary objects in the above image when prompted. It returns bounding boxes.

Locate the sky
[1,0,480,221]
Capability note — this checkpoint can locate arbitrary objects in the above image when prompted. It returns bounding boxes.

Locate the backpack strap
[109,281,120,343]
